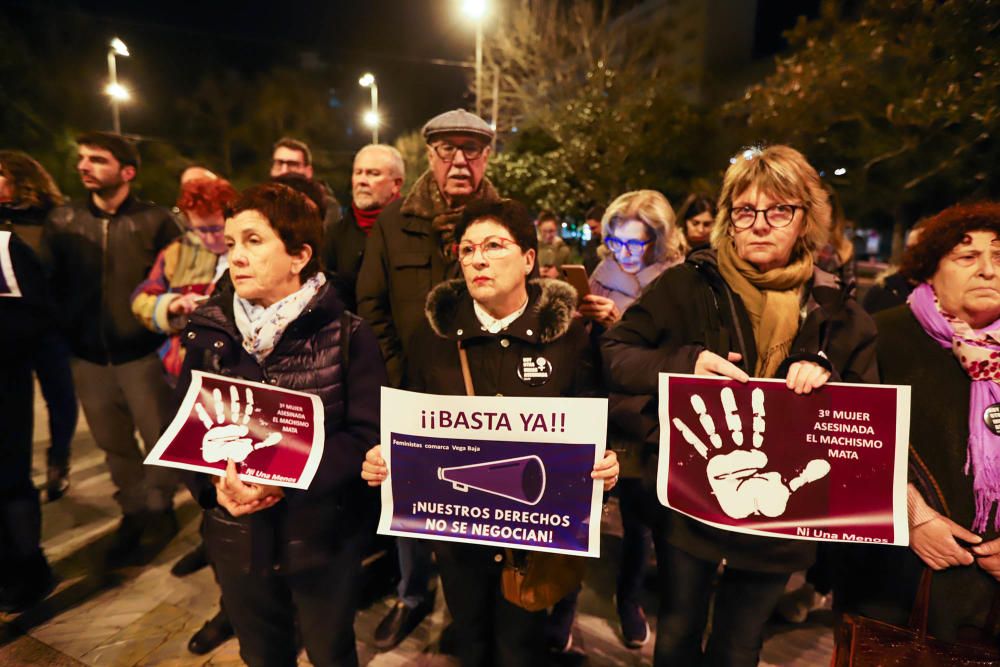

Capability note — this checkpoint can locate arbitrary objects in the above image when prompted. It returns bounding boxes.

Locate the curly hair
[176,177,238,217]
[228,183,324,280]
[602,189,688,265]
[0,150,64,210]
[711,145,830,256]
[899,202,1000,284]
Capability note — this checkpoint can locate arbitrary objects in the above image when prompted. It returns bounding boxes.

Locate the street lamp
[106,37,130,134]
[358,72,379,144]
[461,0,487,117]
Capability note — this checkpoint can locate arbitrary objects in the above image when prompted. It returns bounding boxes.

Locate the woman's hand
[361,445,387,487]
[167,292,205,316]
[972,537,1000,581]
[577,294,621,328]
[785,361,831,395]
[214,459,284,516]
[910,515,981,570]
[694,350,749,383]
[591,450,620,492]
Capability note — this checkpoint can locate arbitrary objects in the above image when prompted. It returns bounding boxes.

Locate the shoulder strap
[457,341,475,396]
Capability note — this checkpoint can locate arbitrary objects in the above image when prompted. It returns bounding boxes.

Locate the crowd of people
[2,106,999,667]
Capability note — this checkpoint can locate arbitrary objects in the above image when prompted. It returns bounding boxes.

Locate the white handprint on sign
[672,386,830,519]
[194,385,282,464]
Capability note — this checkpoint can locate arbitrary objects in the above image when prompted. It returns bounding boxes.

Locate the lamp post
[358,72,379,144]
[461,0,487,117]
[106,37,130,134]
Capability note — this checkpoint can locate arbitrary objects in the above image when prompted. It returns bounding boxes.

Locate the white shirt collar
[473,297,529,334]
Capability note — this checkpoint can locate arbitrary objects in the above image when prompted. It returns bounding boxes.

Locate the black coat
[409,278,600,399]
[321,206,368,311]
[178,276,387,575]
[356,172,501,388]
[602,248,879,573]
[42,195,181,364]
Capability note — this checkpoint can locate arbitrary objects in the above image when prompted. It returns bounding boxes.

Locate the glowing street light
[106,37,130,134]
[460,0,488,117]
[104,82,131,101]
[358,72,379,143]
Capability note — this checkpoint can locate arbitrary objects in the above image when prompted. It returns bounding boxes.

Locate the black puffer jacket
[602,247,878,573]
[43,195,181,364]
[409,278,599,399]
[178,276,387,575]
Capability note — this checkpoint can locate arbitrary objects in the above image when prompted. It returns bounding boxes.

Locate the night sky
[5,0,483,144]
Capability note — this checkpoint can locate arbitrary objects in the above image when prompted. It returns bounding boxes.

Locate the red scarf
[353,195,398,235]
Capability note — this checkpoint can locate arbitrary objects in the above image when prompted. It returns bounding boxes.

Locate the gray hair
[355,144,405,181]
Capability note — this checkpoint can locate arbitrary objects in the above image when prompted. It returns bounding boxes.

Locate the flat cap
[422,109,494,143]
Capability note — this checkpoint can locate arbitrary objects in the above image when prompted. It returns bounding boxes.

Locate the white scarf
[233,273,326,362]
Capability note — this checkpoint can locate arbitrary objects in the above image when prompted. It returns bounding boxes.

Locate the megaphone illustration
[438,455,547,506]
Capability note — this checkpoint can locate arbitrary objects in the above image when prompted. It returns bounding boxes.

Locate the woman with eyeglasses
[132,177,238,383]
[552,190,686,651]
[602,145,878,666]
[362,198,619,666]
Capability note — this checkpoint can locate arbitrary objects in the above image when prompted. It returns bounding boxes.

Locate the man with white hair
[323,144,404,306]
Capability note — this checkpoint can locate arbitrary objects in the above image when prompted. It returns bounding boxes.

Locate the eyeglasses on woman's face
[455,235,520,265]
[604,236,653,256]
[729,204,804,230]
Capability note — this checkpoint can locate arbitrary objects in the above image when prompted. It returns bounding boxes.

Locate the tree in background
[480,0,720,217]
[731,0,1000,257]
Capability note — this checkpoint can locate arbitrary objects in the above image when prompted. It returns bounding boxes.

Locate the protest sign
[379,387,608,557]
[144,370,325,489]
[658,374,911,545]
[0,231,22,298]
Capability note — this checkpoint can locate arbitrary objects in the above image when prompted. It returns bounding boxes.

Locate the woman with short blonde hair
[577,190,687,329]
[711,145,830,255]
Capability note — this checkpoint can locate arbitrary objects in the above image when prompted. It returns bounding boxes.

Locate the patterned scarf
[233,273,326,363]
[909,281,1000,532]
[716,239,814,377]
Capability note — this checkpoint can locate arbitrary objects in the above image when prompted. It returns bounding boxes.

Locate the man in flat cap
[357,109,500,649]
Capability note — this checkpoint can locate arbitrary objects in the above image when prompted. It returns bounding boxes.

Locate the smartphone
[560,264,591,304]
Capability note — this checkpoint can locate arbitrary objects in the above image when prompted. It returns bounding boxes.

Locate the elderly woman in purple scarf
[852,202,1000,643]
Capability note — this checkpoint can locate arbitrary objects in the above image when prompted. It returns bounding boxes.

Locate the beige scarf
[716,239,813,377]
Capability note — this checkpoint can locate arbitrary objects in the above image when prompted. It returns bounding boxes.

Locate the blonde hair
[711,145,830,256]
[602,190,687,265]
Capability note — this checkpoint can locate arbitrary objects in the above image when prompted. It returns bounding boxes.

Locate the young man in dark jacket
[43,132,182,564]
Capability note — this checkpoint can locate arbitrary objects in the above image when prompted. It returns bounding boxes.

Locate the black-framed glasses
[455,236,520,265]
[605,236,653,255]
[729,204,804,229]
[431,141,486,163]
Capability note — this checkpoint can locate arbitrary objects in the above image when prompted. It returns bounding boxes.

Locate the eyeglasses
[605,236,653,255]
[272,158,305,170]
[431,141,486,163]
[455,236,519,265]
[729,204,804,229]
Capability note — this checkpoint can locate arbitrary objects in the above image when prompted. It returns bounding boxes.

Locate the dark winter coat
[321,206,367,311]
[602,247,879,573]
[356,171,501,388]
[178,276,387,575]
[42,195,181,364]
[409,278,600,399]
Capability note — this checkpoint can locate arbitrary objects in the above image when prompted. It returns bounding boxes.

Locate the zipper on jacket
[100,217,111,365]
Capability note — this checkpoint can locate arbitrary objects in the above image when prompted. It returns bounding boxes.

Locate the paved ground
[0,386,834,666]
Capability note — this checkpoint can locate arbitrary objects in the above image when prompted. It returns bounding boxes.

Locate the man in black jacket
[43,132,182,564]
[322,144,404,309]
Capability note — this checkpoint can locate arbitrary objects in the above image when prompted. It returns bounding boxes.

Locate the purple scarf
[909,282,1000,532]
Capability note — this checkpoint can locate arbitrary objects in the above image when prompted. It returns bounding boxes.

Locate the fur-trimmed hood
[425,277,577,344]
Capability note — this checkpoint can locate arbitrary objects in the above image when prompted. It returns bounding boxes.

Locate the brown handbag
[457,342,587,612]
[833,568,1000,666]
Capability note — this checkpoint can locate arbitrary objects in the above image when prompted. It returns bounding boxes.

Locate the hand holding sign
[671,386,830,519]
[195,386,282,464]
